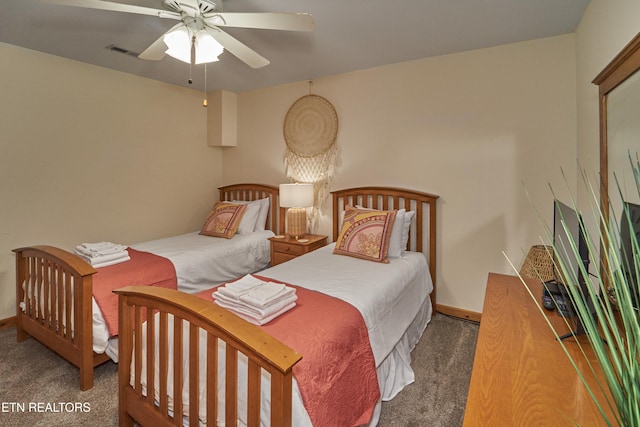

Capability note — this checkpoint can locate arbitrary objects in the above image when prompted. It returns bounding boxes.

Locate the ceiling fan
[39,0,316,69]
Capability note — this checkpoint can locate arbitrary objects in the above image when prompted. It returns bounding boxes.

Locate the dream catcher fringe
[284,144,338,232]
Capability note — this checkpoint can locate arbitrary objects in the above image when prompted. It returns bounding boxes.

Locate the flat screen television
[619,201,640,309]
[553,200,590,289]
[552,199,593,339]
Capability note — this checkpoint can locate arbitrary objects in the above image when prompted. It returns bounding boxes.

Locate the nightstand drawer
[272,251,298,265]
[272,241,306,256]
[269,234,328,266]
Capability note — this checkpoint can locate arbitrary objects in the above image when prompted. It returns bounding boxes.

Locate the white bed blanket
[261,243,433,366]
[131,230,273,294]
[92,230,273,357]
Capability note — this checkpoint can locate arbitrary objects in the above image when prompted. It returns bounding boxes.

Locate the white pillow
[230,198,270,232]
[234,201,261,235]
[402,210,415,254]
[387,209,406,258]
[254,198,270,231]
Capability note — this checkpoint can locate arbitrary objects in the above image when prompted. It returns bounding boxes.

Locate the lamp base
[286,207,307,240]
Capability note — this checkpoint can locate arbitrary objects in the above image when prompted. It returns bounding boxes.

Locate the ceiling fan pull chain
[188,34,196,84]
[203,64,208,107]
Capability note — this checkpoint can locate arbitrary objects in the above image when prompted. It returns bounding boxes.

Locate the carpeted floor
[0,314,478,426]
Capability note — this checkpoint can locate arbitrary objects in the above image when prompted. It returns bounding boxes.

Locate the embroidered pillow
[200,202,247,239]
[333,206,397,263]
[355,205,406,258]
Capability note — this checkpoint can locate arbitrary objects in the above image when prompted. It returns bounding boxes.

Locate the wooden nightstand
[269,234,328,266]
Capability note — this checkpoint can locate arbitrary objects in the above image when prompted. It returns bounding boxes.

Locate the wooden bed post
[117,293,134,427]
[14,250,28,343]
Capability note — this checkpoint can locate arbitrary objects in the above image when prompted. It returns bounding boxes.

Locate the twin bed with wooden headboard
[13,183,283,391]
[14,185,438,426]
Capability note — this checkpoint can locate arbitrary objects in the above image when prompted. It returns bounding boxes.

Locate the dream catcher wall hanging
[283,91,339,232]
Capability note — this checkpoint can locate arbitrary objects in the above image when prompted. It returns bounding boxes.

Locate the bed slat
[173,316,184,426]
[206,333,218,426]
[225,344,238,425]
[247,359,262,426]
[159,312,169,415]
[189,323,200,425]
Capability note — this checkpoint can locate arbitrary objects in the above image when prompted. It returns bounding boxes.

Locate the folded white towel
[239,283,296,309]
[79,241,112,250]
[91,256,131,269]
[213,275,298,324]
[74,249,129,265]
[220,274,264,298]
[214,299,296,325]
[213,290,297,319]
[75,242,128,257]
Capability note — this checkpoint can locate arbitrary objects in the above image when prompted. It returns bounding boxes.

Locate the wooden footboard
[115,286,302,427]
[13,245,110,390]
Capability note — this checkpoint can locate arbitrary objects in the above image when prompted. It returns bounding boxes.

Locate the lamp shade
[279,183,314,208]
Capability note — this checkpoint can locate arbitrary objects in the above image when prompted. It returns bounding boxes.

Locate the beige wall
[3,0,638,320]
[223,35,578,313]
[0,43,223,320]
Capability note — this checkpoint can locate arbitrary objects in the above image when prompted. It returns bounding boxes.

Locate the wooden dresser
[463,273,615,426]
[269,234,327,266]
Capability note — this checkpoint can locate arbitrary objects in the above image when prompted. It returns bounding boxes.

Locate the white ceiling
[0,0,590,93]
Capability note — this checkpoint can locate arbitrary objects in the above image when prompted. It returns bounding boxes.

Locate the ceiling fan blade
[138,23,184,61]
[208,29,270,69]
[207,12,315,32]
[38,0,181,20]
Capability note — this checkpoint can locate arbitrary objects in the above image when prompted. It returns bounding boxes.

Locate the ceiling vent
[105,44,140,58]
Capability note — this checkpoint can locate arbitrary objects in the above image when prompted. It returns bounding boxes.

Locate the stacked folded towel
[74,242,130,268]
[212,274,297,325]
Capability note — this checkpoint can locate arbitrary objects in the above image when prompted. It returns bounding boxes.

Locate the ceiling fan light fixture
[163,25,223,65]
[194,30,223,64]
[163,26,191,63]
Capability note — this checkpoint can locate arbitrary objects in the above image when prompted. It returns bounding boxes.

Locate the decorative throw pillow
[333,206,397,263]
[355,205,406,258]
[200,202,247,239]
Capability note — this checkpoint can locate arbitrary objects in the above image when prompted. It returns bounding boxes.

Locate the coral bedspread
[199,275,380,427]
[93,248,177,337]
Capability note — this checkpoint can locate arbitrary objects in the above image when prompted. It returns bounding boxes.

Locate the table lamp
[279,183,314,240]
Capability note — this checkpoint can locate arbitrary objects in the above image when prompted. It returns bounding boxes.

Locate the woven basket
[519,245,555,282]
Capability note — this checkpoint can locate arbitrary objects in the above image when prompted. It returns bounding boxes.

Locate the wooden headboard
[331,187,439,309]
[219,183,284,235]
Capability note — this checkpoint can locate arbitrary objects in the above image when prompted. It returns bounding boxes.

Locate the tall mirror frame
[593,32,640,284]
